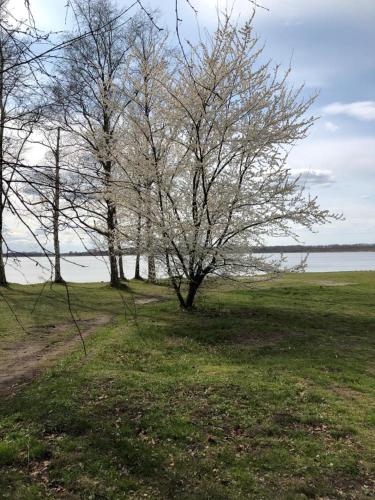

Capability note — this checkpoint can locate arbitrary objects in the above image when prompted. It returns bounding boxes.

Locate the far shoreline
[6,243,375,258]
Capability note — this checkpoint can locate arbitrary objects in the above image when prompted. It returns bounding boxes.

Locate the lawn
[0,272,374,499]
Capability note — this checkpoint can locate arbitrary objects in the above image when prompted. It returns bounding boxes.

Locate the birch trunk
[146,185,156,283]
[53,127,64,283]
[0,47,7,287]
[134,210,142,280]
[118,244,126,281]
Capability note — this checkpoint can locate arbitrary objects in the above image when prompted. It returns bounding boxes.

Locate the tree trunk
[184,275,204,310]
[0,252,6,287]
[134,253,141,280]
[0,167,6,287]
[148,254,156,283]
[118,244,126,281]
[0,49,7,287]
[134,212,142,280]
[53,127,64,284]
[107,201,120,287]
[185,282,199,310]
[145,185,156,283]
[174,283,186,309]
[108,240,119,287]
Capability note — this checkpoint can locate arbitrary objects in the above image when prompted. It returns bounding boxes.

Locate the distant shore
[6,243,375,258]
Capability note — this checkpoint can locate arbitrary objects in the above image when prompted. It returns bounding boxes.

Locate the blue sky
[10,0,375,249]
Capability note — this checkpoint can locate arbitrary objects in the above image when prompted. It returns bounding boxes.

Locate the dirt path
[0,315,113,395]
[0,296,162,395]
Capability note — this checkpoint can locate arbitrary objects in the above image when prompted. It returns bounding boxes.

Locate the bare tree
[52,127,63,283]
[0,0,141,288]
[28,126,71,283]
[118,15,172,283]
[0,0,45,286]
[53,0,137,287]
[0,0,163,287]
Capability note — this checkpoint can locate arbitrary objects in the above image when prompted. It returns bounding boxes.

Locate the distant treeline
[6,243,375,258]
[253,244,375,253]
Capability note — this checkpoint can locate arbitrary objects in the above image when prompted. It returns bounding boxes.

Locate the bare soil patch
[0,295,163,395]
[330,385,366,401]
[313,280,358,287]
[135,297,163,305]
[0,315,112,395]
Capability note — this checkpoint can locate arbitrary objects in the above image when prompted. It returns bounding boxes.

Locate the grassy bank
[0,272,374,498]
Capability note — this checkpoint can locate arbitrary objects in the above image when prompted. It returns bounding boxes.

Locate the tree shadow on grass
[138,297,375,380]
[149,299,373,344]
[0,374,235,498]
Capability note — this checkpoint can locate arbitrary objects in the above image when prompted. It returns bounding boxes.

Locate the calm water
[3,252,375,284]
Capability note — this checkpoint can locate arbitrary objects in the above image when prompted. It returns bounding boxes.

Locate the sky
[8,0,375,249]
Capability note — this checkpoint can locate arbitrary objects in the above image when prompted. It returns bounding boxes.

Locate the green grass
[0,272,374,498]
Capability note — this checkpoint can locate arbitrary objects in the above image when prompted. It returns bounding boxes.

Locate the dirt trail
[0,315,112,395]
[0,296,161,395]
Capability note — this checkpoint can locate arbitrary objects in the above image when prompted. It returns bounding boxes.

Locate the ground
[0,272,374,499]
[0,283,161,393]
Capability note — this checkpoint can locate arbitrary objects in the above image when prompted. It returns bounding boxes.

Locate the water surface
[4,252,375,284]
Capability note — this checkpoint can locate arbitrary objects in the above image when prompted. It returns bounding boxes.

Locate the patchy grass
[0,272,374,498]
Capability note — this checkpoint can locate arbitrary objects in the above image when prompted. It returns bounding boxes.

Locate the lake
[3,252,375,284]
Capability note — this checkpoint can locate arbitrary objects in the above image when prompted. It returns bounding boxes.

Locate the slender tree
[53,0,136,287]
[28,127,69,283]
[133,211,143,280]
[119,15,171,284]
[0,0,44,286]
[52,127,63,283]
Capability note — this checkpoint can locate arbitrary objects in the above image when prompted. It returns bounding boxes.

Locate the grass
[0,271,374,498]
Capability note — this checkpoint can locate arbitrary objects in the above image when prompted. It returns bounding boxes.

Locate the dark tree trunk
[185,281,199,310]
[165,251,186,308]
[134,212,142,280]
[115,216,126,282]
[103,140,120,287]
[108,241,119,287]
[107,201,120,287]
[183,274,205,310]
[134,253,141,280]
[175,285,186,309]
[0,252,6,287]
[148,254,156,283]
[53,127,64,284]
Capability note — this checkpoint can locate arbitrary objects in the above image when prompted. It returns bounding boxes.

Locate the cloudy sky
[9,0,375,249]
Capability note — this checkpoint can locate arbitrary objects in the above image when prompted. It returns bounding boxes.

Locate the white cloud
[292,169,335,186]
[323,101,375,121]
[288,136,375,177]
[324,121,339,133]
